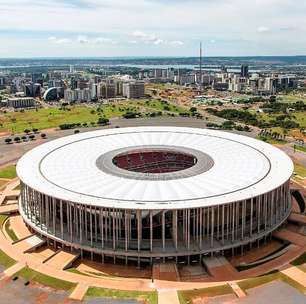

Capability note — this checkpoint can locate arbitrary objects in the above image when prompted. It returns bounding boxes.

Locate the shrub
[97,117,110,125]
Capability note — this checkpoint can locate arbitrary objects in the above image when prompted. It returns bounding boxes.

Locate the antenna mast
[199,42,202,95]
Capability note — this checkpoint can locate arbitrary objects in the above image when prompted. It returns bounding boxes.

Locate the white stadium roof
[17,126,294,210]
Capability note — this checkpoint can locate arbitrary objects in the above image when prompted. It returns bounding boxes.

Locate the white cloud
[56,38,72,44]
[93,37,117,44]
[47,36,57,41]
[169,40,184,46]
[48,37,72,44]
[77,35,89,44]
[132,30,163,44]
[153,38,163,45]
[257,26,270,33]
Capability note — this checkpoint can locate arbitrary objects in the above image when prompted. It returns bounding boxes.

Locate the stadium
[16,126,293,266]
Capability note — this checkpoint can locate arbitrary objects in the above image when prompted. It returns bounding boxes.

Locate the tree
[97,117,110,125]
[21,136,27,141]
[14,136,21,143]
[41,133,47,139]
[29,134,35,140]
[32,128,39,133]
[24,129,31,134]
[190,107,197,113]
[74,129,80,134]
[4,138,12,144]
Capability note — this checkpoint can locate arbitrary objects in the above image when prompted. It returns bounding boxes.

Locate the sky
[0,0,305,58]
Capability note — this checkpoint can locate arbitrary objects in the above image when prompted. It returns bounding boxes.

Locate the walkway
[69,282,89,301]
[273,228,306,247]
[281,266,306,288]
[45,249,80,270]
[3,262,25,278]
[158,289,180,304]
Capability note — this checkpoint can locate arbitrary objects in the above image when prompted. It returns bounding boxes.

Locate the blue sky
[0,0,305,57]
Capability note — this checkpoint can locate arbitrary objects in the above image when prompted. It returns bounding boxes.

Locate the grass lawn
[295,145,306,154]
[4,219,18,241]
[86,287,158,304]
[277,94,306,104]
[0,101,186,133]
[238,272,306,294]
[294,163,306,178]
[0,165,17,179]
[66,267,92,277]
[256,136,287,145]
[0,249,16,269]
[16,267,76,291]
[0,214,8,226]
[290,252,306,266]
[0,179,9,190]
[178,285,233,304]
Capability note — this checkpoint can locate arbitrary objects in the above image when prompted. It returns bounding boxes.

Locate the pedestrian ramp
[44,249,80,270]
[13,234,46,253]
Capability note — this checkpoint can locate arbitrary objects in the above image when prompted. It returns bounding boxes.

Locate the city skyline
[1,0,306,58]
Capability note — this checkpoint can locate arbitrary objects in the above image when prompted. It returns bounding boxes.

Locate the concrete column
[60,200,63,239]
[90,205,93,248]
[222,205,225,245]
[150,210,153,252]
[112,208,115,250]
[211,207,214,248]
[199,208,203,249]
[100,208,104,249]
[162,211,166,252]
[137,210,142,252]
[173,210,178,251]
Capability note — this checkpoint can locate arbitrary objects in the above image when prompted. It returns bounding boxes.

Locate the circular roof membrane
[17,126,293,210]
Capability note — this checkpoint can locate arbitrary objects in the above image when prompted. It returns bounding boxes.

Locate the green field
[0,100,186,134]
[86,287,158,304]
[0,249,16,269]
[0,165,17,179]
[16,267,76,291]
[277,94,306,104]
[238,271,306,294]
[295,145,306,154]
[294,163,306,177]
[178,285,233,304]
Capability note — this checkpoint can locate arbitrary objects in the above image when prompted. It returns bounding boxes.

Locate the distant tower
[199,42,203,95]
[241,65,249,77]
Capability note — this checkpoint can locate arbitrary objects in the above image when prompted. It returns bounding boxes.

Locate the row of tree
[4,133,46,144]
[59,118,110,130]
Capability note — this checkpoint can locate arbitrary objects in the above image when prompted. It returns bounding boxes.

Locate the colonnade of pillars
[19,180,291,259]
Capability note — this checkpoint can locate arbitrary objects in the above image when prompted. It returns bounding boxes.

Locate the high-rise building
[123,81,145,99]
[24,83,41,97]
[240,65,249,77]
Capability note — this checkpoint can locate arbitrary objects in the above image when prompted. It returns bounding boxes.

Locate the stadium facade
[17,127,293,265]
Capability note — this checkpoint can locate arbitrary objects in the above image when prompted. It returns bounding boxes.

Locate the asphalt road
[0,117,256,168]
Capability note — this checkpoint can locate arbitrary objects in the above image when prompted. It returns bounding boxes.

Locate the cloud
[48,36,72,44]
[132,30,162,44]
[257,26,270,33]
[169,40,184,46]
[56,38,72,44]
[77,35,89,43]
[93,37,117,44]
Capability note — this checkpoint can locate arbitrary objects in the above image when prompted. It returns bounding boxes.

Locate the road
[0,116,256,168]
